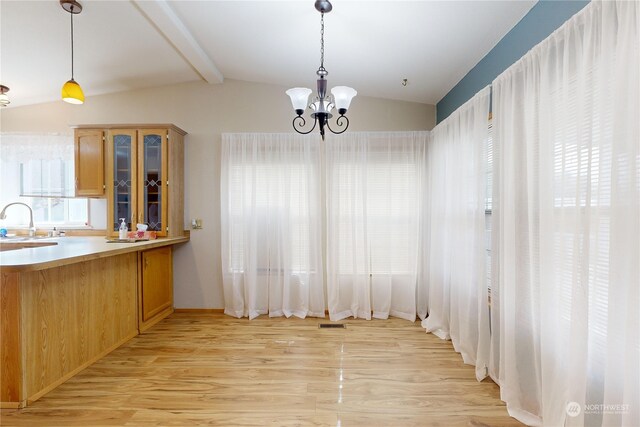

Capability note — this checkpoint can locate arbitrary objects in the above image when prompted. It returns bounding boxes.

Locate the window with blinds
[227,163,317,273]
[331,152,421,275]
[0,134,89,227]
[548,63,614,391]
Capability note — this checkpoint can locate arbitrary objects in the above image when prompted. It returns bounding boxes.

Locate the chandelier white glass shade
[286,88,313,112]
[60,0,85,104]
[331,86,357,111]
[286,0,357,140]
[0,85,10,107]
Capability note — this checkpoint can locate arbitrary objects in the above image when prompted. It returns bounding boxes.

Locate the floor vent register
[318,323,346,329]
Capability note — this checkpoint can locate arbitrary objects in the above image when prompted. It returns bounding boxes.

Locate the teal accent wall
[436,0,589,123]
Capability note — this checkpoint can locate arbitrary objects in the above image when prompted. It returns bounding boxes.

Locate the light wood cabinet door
[137,129,169,237]
[140,246,173,326]
[74,129,104,197]
[106,130,138,237]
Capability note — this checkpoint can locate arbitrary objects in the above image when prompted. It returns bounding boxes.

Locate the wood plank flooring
[0,313,523,426]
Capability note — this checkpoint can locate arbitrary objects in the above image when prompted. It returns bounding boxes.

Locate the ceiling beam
[132,0,223,84]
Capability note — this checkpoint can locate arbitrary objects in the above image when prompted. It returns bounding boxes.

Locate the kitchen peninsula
[0,235,188,408]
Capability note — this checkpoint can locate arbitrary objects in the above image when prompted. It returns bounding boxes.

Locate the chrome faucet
[0,202,36,236]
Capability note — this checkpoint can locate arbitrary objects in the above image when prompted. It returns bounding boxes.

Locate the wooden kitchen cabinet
[73,124,186,237]
[0,252,138,408]
[139,245,173,331]
[74,129,105,197]
[0,237,187,408]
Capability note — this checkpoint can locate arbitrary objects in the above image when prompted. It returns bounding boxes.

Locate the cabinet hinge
[166,180,169,186]
[103,184,106,190]
[102,136,106,142]
[166,226,169,232]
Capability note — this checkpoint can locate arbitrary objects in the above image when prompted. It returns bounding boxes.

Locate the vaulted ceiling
[0,0,536,108]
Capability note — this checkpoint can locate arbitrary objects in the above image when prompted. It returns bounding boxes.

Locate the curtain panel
[421,86,492,381]
[221,131,428,321]
[0,133,73,161]
[491,1,639,425]
[325,132,427,321]
[221,133,325,319]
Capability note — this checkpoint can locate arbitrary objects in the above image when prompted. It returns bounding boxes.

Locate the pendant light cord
[70,6,75,80]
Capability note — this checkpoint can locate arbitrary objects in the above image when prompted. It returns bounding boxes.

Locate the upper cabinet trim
[71,124,188,136]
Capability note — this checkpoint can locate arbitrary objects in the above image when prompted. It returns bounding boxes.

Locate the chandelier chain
[320,12,325,71]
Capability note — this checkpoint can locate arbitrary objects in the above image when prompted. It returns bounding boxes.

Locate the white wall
[0,79,435,308]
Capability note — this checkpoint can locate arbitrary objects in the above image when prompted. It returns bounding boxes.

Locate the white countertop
[0,236,189,272]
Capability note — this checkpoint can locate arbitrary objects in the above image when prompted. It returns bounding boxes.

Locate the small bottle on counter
[118,218,128,240]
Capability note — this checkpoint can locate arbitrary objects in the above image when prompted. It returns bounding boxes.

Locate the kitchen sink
[0,238,58,251]
[0,235,54,241]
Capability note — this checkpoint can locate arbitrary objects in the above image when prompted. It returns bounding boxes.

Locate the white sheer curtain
[325,132,426,321]
[421,87,491,380]
[221,133,325,319]
[0,133,75,201]
[0,133,88,226]
[491,1,639,426]
[0,133,73,161]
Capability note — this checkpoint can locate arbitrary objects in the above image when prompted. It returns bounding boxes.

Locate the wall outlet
[191,219,203,229]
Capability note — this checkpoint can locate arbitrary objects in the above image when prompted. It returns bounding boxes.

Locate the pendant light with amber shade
[60,0,84,104]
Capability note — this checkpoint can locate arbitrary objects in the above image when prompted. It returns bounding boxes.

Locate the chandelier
[286,0,357,140]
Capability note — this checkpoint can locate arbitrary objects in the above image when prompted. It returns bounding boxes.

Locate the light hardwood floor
[0,313,523,426]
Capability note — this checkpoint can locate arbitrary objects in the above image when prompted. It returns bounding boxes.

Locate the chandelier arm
[325,115,350,135]
[292,115,318,135]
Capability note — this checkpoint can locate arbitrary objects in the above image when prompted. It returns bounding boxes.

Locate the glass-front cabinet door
[138,129,168,236]
[107,130,137,237]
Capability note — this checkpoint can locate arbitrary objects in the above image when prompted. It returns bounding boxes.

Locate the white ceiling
[0,0,536,108]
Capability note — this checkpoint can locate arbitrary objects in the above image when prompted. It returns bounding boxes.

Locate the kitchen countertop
[0,236,189,273]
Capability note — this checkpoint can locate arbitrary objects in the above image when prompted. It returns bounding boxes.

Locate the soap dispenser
[118,218,128,239]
